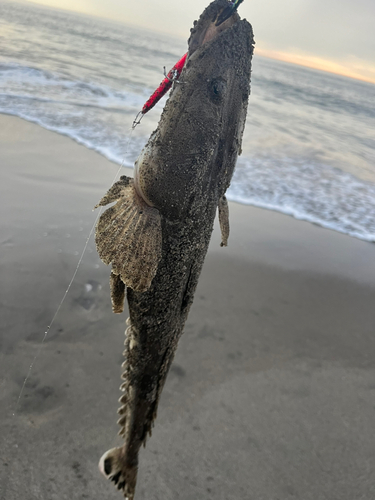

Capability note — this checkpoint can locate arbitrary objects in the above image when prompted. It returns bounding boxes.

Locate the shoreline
[2,114,375,286]
[2,112,374,244]
[1,114,375,499]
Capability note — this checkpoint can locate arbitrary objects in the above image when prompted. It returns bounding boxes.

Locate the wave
[0,62,147,108]
[7,104,372,244]
[1,30,374,245]
[2,88,374,243]
[228,156,375,242]
[255,76,375,120]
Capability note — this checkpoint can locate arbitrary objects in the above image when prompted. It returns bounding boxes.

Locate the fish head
[135,0,254,220]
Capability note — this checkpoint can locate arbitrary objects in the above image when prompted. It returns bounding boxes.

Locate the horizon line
[17,0,375,86]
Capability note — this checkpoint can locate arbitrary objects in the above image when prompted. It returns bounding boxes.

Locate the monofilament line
[12,210,102,416]
[13,127,135,416]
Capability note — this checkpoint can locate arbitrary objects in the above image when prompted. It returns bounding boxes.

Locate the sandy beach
[1,114,375,500]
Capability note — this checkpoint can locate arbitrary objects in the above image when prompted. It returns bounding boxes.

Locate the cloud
[245,0,375,61]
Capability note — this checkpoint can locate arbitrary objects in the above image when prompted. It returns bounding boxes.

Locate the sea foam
[229,156,375,242]
[1,1,374,244]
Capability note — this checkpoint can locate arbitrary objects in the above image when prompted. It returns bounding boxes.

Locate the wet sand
[1,114,375,500]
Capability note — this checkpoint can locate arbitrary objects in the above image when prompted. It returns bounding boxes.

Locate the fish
[94,0,254,498]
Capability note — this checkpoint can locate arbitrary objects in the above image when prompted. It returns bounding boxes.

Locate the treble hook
[163,67,181,85]
[132,110,144,129]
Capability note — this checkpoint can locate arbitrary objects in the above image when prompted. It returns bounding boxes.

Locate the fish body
[95,1,254,497]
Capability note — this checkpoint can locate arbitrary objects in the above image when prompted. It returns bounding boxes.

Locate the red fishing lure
[133,52,187,127]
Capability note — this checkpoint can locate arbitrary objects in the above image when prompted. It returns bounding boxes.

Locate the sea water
[1,0,374,241]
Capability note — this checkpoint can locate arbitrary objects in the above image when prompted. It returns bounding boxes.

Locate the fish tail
[98,447,137,500]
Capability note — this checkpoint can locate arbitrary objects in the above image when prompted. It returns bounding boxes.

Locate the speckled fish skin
[134,7,252,222]
[96,1,254,498]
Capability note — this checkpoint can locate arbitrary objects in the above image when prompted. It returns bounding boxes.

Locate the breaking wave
[1,1,374,243]
[229,156,375,242]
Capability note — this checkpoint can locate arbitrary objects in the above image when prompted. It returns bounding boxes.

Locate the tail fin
[99,447,138,499]
[95,175,162,293]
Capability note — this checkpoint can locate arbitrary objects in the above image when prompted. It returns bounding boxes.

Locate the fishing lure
[132,1,246,128]
[132,52,187,128]
[131,0,245,128]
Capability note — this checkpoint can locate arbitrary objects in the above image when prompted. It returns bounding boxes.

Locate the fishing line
[13,126,135,416]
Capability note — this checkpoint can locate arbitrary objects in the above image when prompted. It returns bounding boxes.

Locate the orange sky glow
[255,49,375,86]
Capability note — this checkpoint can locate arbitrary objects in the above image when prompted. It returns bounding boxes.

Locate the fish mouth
[188,0,241,55]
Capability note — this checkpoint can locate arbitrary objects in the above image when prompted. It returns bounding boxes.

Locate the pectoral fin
[95,176,162,293]
[94,175,133,207]
[218,195,229,247]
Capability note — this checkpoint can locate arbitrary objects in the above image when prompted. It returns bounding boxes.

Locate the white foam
[0,62,146,109]
[228,157,375,242]
[1,58,374,244]
[0,62,159,167]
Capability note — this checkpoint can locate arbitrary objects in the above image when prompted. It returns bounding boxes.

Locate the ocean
[1,0,374,242]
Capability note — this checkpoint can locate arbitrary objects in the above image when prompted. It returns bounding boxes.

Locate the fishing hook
[132,110,144,129]
[163,67,182,84]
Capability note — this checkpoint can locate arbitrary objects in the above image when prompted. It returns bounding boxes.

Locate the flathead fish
[95,0,254,497]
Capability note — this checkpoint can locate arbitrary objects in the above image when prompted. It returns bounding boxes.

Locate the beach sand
[1,114,375,499]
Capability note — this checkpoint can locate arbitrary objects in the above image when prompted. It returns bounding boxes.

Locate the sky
[17,0,375,83]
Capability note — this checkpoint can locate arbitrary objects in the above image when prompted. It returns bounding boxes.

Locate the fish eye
[208,78,226,103]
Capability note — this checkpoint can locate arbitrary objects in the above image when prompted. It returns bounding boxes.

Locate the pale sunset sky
[17,0,375,84]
